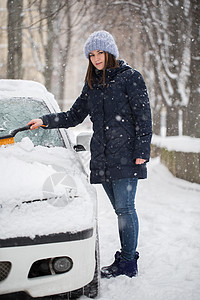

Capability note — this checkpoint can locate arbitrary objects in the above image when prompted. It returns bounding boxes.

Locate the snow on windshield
[0,97,64,147]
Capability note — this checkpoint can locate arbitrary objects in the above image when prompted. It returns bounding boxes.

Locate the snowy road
[81,157,200,300]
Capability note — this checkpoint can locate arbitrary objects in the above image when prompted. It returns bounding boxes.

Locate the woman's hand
[27,119,43,130]
[135,158,147,165]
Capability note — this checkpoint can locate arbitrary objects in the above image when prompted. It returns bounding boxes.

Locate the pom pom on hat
[84,30,119,59]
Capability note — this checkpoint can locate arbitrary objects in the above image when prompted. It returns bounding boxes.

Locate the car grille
[0,261,11,281]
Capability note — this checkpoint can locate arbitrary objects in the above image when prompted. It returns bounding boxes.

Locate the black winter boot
[101,251,139,278]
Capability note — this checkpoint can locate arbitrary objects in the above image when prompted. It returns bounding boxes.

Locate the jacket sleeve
[125,70,152,161]
[41,84,89,129]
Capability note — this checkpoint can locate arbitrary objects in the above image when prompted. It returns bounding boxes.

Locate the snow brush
[0,125,32,146]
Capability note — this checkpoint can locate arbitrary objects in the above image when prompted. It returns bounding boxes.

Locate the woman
[28,30,152,278]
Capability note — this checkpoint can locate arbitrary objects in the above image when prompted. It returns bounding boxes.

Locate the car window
[0,97,65,147]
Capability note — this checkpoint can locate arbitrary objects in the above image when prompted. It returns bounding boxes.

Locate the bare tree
[43,0,55,91]
[51,0,72,108]
[24,0,89,109]
[183,0,200,138]
[24,0,65,92]
[7,0,23,79]
[135,0,193,136]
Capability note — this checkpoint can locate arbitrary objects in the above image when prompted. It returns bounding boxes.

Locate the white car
[0,80,99,299]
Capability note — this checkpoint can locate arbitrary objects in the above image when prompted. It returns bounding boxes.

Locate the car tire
[82,233,100,298]
[65,230,100,299]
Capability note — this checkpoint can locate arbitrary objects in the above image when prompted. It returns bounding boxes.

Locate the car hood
[0,138,96,239]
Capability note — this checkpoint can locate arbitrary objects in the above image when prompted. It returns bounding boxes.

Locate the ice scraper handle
[10,125,31,137]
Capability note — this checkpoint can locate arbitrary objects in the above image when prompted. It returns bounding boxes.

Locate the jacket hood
[94,59,132,82]
[109,59,132,78]
[117,59,132,71]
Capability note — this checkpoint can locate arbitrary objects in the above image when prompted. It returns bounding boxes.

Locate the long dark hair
[85,52,119,89]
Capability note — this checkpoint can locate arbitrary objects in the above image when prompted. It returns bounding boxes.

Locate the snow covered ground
[80,157,200,300]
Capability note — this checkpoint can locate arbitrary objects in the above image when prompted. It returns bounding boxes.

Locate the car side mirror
[74,132,92,152]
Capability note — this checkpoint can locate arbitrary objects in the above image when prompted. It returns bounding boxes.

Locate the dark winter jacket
[41,60,152,184]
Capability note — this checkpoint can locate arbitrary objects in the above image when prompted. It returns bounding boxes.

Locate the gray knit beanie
[84,30,119,59]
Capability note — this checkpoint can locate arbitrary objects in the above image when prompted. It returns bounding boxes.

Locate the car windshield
[0,97,65,147]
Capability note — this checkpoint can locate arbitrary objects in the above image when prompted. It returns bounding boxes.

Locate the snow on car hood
[0,138,96,239]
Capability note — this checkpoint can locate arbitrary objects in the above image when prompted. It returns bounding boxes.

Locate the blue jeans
[102,178,139,261]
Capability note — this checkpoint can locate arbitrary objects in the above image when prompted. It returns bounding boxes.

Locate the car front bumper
[0,228,96,298]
